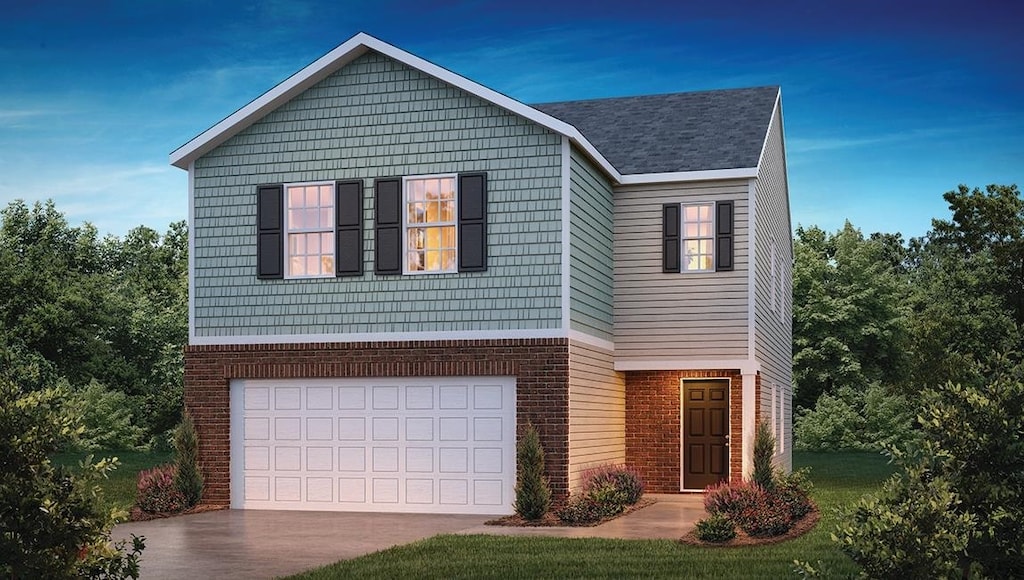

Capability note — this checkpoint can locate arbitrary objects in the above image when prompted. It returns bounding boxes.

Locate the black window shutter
[374,178,402,275]
[335,180,363,277]
[716,200,735,272]
[458,172,487,272]
[256,184,284,279]
[662,203,680,273]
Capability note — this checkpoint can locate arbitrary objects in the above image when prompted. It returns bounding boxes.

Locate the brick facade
[184,338,570,506]
[625,369,747,493]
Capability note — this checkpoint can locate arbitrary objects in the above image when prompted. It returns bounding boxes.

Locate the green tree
[0,377,144,578]
[834,358,1024,577]
[792,223,910,408]
[513,423,551,521]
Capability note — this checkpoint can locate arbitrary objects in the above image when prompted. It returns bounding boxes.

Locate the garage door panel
[232,377,515,514]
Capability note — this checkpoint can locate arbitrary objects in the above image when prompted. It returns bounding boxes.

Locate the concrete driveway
[112,509,492,579]
[112,496,705,579]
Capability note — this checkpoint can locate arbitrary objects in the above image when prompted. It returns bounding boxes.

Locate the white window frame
[680,202,715,273]
[283,181,335,279]
[402,174,458,275]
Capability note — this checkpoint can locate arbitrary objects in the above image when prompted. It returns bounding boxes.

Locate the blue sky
[1,0,1020,239]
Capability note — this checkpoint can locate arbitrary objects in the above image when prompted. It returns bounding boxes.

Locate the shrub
[834,361,1024,578]
[67,380,146,451]
[0,378,144,578]
[737,493,793,537]
[794,383,916,452]
[704,480,764,520]
[752,417,777,491]
[513,423,551,520]
[580,464,645,507]
[174,411,203,507]
[775,468,815,520]
[694,513,737,543]
[556,494,604,524]
[136,463,186,514]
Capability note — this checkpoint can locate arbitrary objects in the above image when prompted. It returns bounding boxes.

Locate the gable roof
[170,32,777,184]
[533,87,779,175]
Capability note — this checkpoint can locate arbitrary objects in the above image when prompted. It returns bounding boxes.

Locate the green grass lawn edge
[288,451,894,579]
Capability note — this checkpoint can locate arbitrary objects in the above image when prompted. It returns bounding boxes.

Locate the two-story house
[170,32,792,514]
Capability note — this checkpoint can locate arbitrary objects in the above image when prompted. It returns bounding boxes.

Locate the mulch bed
[678,508,821,547]
[485,497,657,527]
[129,503,227,522]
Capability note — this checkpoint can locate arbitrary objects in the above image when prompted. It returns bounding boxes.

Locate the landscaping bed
[680,506,820,547]
[485,496,656,527]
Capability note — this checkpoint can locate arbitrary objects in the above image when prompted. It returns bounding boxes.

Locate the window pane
[321,255,334,274]
[699,205,711,220]
[410,179,424,201]
[441,226,456,248]
[701,255,713,270]
[439,178,455,200]
[288,188,302,208]
[684,223,700,238]
[288,209,301,228]
[305,256,318,275]
[407,251,423,271]
[442,249,456,270]
[441,200,454,222]
[684,206,700,221]
[408,203,425,224]
[321,232,333,253]
[305,208,319,229]
[304,187,317,207]
[425,250,440,271]
[320,207,333,229]
[290,256,304,276]
[307,233,320,254]
[319,185,332,207]
[423,179,438,200]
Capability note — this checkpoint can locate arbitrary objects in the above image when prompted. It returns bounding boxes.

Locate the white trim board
[190,327,615,347]
[614,359,760,375]
[560,136,572,332]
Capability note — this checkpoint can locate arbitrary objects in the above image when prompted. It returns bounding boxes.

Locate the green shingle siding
[192,52,563,338]
[568,147,614,342]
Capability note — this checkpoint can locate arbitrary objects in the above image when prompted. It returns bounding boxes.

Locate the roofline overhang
[169,32,768,187]
[169,32,625,179]
[617,167,758,185]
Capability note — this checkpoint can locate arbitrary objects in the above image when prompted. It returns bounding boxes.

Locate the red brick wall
[625,370,745,493]
[184,338,570,506]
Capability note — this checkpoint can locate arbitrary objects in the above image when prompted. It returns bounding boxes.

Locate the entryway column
[740,372,758,478]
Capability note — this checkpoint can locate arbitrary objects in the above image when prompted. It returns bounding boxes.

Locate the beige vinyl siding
[613,181,750,361]
[752,99,794,470]
[568,340,625,489]
[569,147,614,342]
[191,51,563,338]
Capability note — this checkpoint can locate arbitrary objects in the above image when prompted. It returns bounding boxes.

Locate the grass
[290,451,895,579]
[52,449,173,518]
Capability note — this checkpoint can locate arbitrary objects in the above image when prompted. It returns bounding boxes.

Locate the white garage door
[230,377,516,514]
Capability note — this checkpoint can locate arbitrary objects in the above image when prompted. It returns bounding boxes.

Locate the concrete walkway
[460,494,706,539]
[112,495,705,579]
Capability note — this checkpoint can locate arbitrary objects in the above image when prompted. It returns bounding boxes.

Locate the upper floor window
[286,183,334,277]
[662,200,733,273]
[681,202,714,272]
[404,175,457,273]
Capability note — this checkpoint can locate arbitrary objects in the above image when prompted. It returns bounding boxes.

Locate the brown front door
[682,379,729,490]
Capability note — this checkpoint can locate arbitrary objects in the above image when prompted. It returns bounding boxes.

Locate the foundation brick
[184,338,570,506]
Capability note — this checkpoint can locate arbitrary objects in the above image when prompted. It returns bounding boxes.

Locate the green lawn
[290,451,894,580]
[52,449,173,519]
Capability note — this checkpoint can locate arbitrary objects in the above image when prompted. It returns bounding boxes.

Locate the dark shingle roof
[533,86,779,175]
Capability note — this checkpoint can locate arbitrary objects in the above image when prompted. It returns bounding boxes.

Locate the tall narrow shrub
[752,416,777,491]
[173,411,203,507]
[513,423,551,520]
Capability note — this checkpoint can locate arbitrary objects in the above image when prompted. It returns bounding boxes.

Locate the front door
[681,379,729,490]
